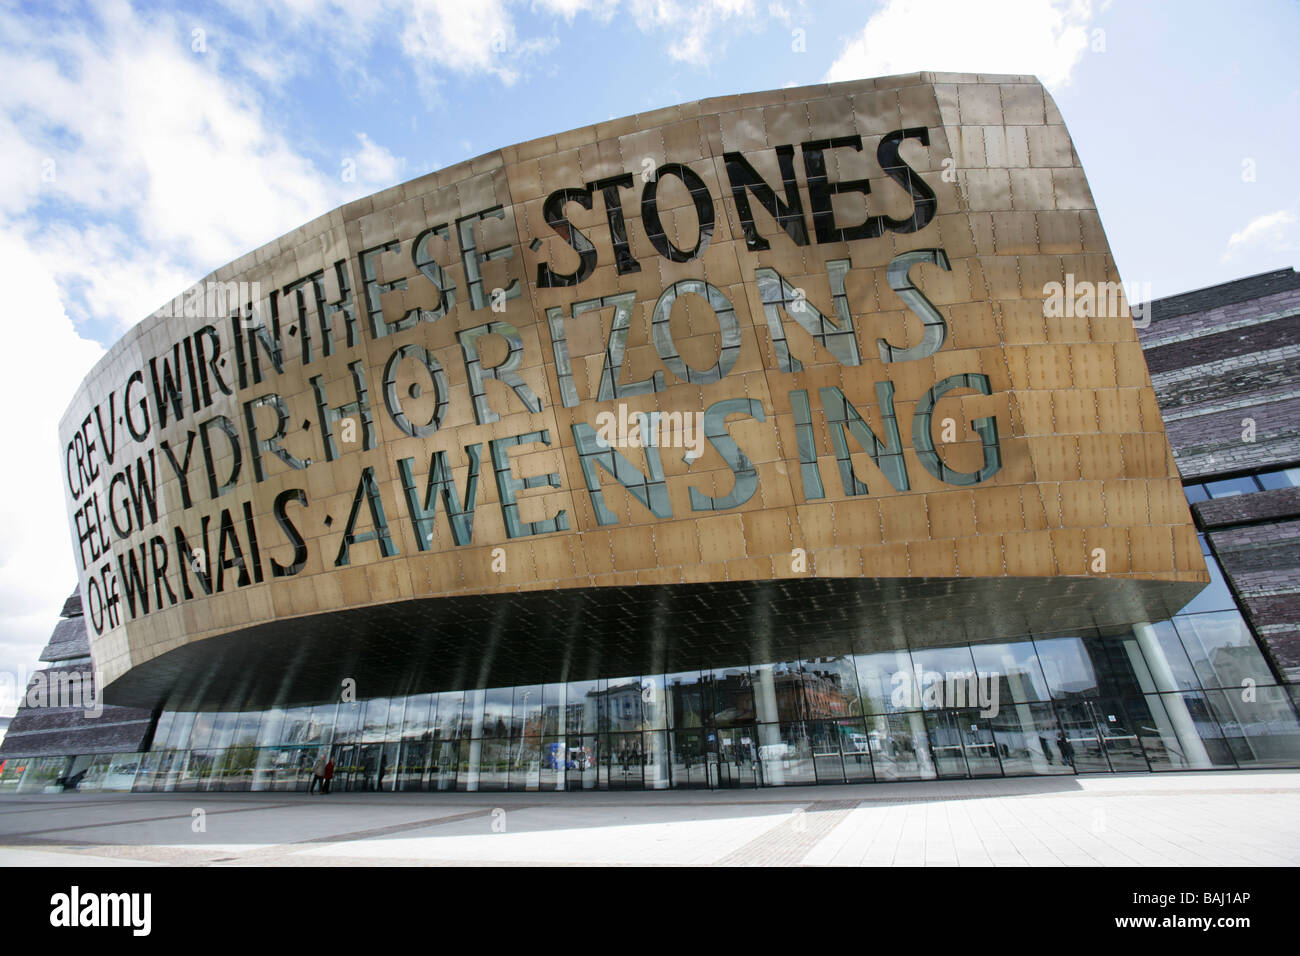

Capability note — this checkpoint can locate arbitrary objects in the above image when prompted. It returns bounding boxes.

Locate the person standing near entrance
[309,753,327,793]
[322,755,335,794]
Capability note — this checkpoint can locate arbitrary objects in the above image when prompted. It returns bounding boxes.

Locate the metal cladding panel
[55,73,1206,709]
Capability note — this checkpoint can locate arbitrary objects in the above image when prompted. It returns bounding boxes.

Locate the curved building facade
[5,72,1294,794]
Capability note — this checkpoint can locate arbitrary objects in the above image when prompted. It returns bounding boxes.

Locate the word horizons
[64,125,1008,638]
[49,886,151,936]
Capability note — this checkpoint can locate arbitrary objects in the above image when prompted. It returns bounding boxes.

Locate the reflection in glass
[853,649,916,714]
[988,702,1069,775]
[863,712,935,781]
[971,642,1051,703]
[1204,686,1300,768]
[1179,537,1237,615]
[1174,611,1273,689]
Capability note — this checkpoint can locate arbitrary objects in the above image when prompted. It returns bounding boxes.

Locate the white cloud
[826,0,1096,89]
[352,133,407,190]
[626,0,761,66]
[1222,208,1298,261]
[0,3,405,330]
[0,1,408,686]
[0,228,105,714]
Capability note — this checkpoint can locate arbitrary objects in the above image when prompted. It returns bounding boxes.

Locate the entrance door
[429,739,458,791]
[720,726,759,788]
[669,731,706,789]
[1090,699,1149,772]
[924,711,970,778]
[1052,702,1107,772]
[956,710,1004,777]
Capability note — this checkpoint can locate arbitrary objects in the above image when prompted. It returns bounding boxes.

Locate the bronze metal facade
[58,73,1206,710]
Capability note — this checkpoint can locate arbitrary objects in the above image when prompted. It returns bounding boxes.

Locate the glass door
[956,710,1003,777]
[923,711,970,778]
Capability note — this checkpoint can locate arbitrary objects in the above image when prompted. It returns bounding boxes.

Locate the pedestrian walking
[322,755,335,794]
[309,753,327,793]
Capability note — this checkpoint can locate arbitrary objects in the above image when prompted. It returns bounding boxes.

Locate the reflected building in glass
[2,77,1298,793]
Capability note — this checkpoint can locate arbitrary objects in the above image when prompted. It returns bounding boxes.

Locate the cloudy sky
[0,0,1296,713]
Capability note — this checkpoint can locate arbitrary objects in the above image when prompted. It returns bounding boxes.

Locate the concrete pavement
[1,770,1297,866]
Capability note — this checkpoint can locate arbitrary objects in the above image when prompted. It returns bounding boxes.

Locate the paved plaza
[1,770,1296,867]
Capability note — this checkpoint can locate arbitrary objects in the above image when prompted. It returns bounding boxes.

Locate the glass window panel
[1091,632,1151,698]
[756,722,816,786]
[230,712,262,748]
[1174,611,1273,688]
[644,730,671,790]
[802,655,862,716]
[711,665,757,727]
[1257,467,1300,490]
[1050,702,1107,772]
[971,640,1052,704]
[922,711,969,777]
[1182,482,1209,504]
[16,756,70,793]
[540,736,567,791]
[281,706,315,745]
[715,725,759,788]
[1179,537,1237,615]
[333,702,363,745]
[402,693,435,740]
[429,737,459,790]
[298,704,333,745]
[1090,698,1149,772]
[385,698,408,740]
[1133,693,1237,770]
[833,717,874,782]
[0,759,26,792]
[606,732,645,789]
[669,730,707,788]
[1033,637,1099,699]
[988,702,1071,775]
[151,711,177,750]
[359,698,391,743]
[207,712,238,752]
[665,671,706,729]
[1203,686,1300,768]
[255,708,285,747]
[186,712,218,750]
[395,738,429,791]
[513,685,544,737]
[604,677,644,733]
[863,712,936,781]
[569,735,600,790]
[509,737,541,791]
[809,719,847,784]
[461,689,485,739]
[482,687,512,738]
[164,711,198,750]
[219,735,259,788]
[1137,620,1202,691]
[565,679,604,734]
[540,682,565,736]
[910,645,978,710]
[1205,475,1259,498]
[102,753,143,792]
[853,649,917,714]
[476,738,510,791]
[435,691,464,740]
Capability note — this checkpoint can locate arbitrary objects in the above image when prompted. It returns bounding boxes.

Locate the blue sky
[0,0,1297,710]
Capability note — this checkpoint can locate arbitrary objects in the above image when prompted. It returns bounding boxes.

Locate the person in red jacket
[322,755,335,794]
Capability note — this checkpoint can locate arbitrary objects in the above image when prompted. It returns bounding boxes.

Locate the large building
[1,73,1296,793]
